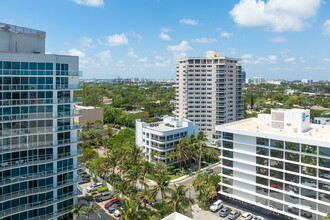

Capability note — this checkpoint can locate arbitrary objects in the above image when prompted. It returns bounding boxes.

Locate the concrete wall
[77,107,104,125]
[0,31,45,53]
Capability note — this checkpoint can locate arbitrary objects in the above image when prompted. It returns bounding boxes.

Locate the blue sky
[1,0,330,80]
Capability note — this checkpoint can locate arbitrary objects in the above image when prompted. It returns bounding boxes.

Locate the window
[271,149,283,159]
[257,137,269,146]
[285,152,299,162]
[285,142,299,151]
[223,132,233,140]
[270,140,284,148]
[256,147,268,156]
[301,144,317,154]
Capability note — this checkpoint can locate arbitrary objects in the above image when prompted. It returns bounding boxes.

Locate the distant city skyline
[1,0,330,80]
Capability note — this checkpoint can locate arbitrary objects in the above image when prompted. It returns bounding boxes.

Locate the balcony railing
[1,192,77,218]
[0,164,81,186]
[0,149,82,171]
[56,124,81,132]
[0,126,54,137]
[56,84,82,90]
[0,179,77,201]
[0,110,81,122]
[0,97,82,106]
[0,69,82,77]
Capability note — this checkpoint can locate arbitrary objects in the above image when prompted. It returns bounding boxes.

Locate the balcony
[1,192,77,218]
[0,126,54,137]
[0,69,82,77]
[0,179,77,202]
[0,97,82,106]
[0,138,82,153]
[56,124,81,132]
[0,164,81,186]
[0,149,82,171]
[56,84,82,90]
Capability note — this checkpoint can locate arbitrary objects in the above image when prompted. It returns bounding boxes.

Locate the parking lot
[192,201,267,220]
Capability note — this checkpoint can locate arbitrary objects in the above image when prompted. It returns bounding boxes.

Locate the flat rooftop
[217,118,330,143]
[146,122,186,132]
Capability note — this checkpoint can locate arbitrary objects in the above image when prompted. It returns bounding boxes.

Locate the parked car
[104,198,120,209]
[86,182,103,193]
[210,200,223,212]
[219,207,231,217]
[228,210,241,220]
[114,209,122,217]
[78,178,90,184]
[95,192,113,202]
[108,202,122,213]
[78,171,87,176]
[252,217,264,220]
[206,169,214,174]
[240,212,253,220]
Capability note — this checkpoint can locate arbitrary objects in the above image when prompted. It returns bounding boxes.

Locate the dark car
[108,202,122,213]
[104,198,120,209]
[206,169,214,174]
[228,210,240,220]
[78,178,90,184]
[219,207,231,217]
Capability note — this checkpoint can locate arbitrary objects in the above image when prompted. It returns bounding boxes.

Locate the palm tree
[152,200,173,219]
[154,161,167,175]
[152,173,171,200]
[119,196,147,220]
[167,184,194,215]
[94,119,103,127]
[140,160,154,188]
[176,138,190,171]
[136,184,156,208]
[82,204,101,219]
[72,204,86,220]
[193,172,208,195]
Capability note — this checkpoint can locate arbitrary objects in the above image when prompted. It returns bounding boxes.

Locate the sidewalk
[171,162,220,183]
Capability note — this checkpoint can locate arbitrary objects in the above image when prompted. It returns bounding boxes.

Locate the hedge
[97,186,109,193]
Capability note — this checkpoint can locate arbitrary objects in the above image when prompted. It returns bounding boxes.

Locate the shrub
[97,186,109,193]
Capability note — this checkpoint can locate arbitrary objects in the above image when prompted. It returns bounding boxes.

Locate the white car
[86,182,103,193]
[210,200,223,212]
[114,209,122,217]
[240,212,253,220]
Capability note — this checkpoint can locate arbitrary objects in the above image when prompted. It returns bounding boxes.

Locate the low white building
[216,109,330,220]
[136,117,198,166]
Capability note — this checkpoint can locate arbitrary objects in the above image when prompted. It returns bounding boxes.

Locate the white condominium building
[0,22,81,220]
[175,51,244,138]
[216,109,330,220]
[136,116,198,166]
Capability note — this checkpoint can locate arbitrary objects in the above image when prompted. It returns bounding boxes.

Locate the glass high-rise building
[0,22,82,220]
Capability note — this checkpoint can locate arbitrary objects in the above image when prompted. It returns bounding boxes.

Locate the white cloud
[241,53,277,64]
[285,57,295,62]
[323,58,330,62]
[220,32,233,39]
[215,27,222,32]
[161,27,173,32]
[158,32,171,41]
[241,53,253,59]
[128,48,138,58]
[127,31,142,40]
[97,50,111,62]
[228,48,238,55]
[322,20,330,36]
[280,49,291,57]
[81,37,96,49]
[304,66,312,70]
[138,58,148,62]
[155,56,163,60]
[191,38,217,43]
[68,49,86,58]
[98,34,128,46]
[230,0,322,32]
[180,18,198,25]
[72,0,104,7]
[269,36,287,42]
[167,41,193,58]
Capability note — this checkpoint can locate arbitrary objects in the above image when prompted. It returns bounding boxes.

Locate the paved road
[170,165,221,202]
